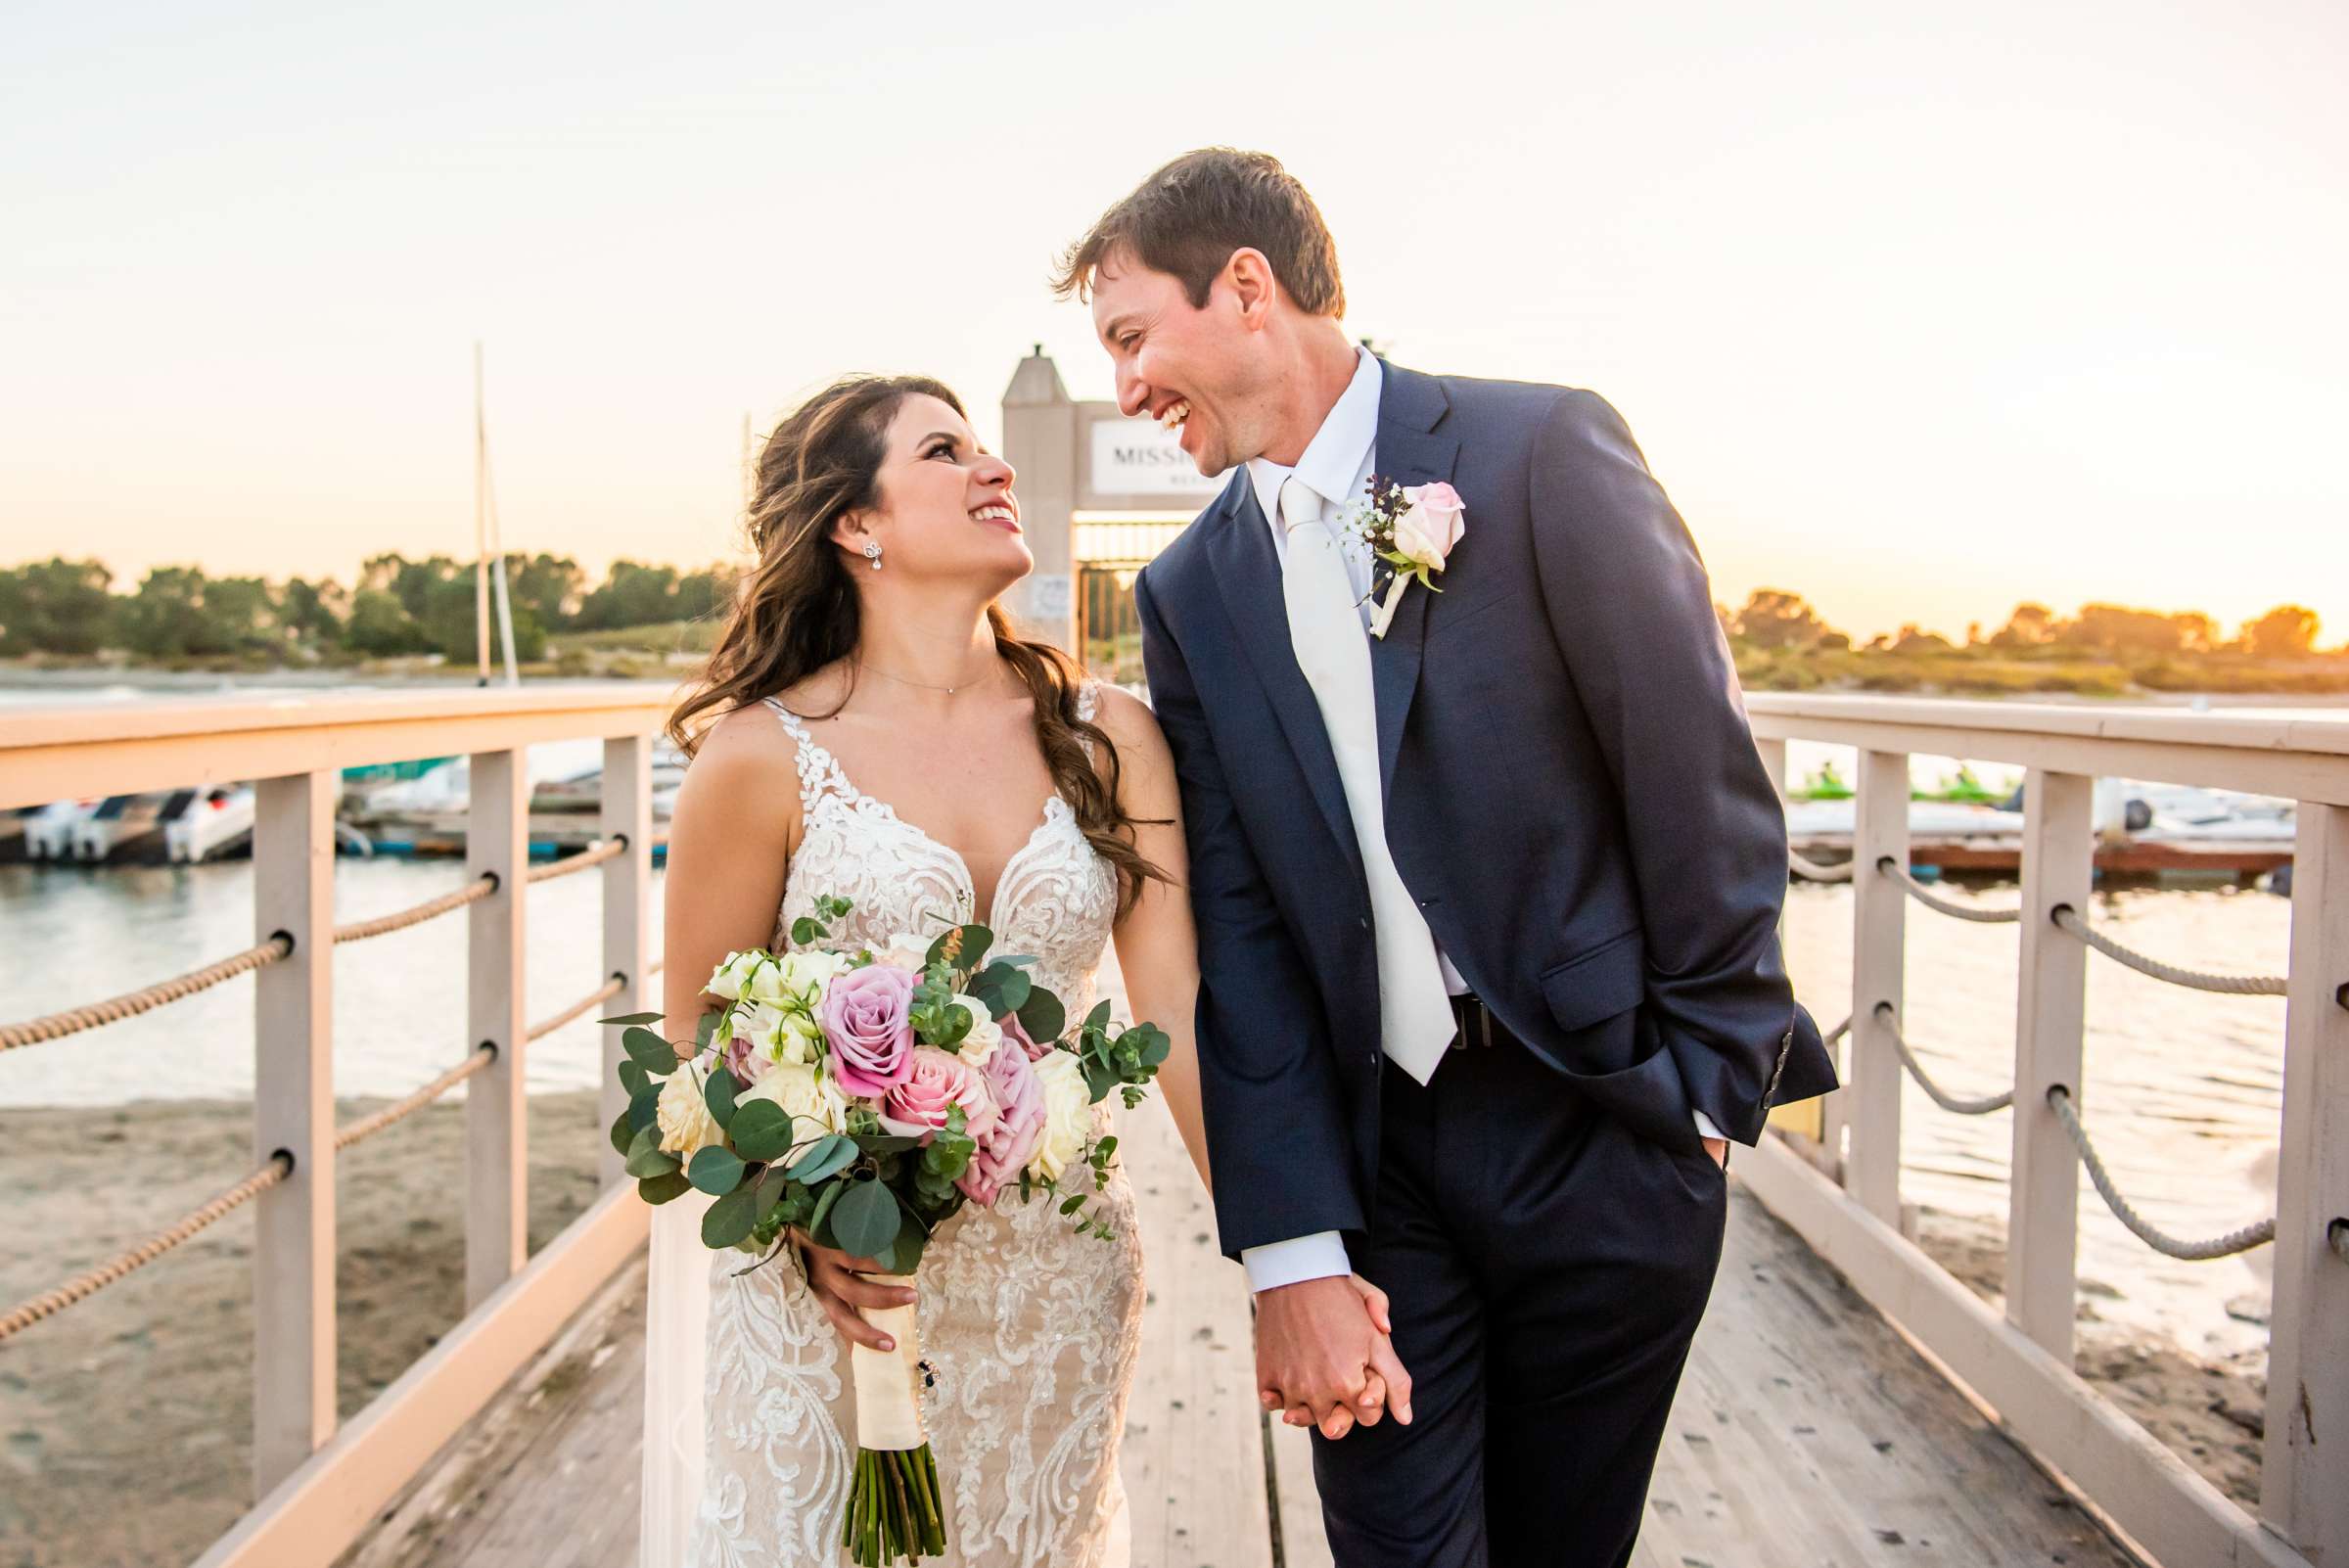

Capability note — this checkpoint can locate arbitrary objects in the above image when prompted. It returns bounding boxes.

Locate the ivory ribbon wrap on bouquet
[850,1275,928,1452]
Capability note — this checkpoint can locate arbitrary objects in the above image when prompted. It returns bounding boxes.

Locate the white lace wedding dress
[642,686,1144,1568]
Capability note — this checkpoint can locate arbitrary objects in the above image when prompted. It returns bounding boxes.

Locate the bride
[640,374,1212,1567]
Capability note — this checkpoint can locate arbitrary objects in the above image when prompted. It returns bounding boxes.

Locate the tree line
[1722,590,2331,660]
[0,555,739,664]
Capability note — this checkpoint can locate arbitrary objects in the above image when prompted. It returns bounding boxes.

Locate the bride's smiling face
[839,394,1031,591]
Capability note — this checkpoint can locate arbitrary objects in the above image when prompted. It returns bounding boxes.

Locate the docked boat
[164,785,256,863]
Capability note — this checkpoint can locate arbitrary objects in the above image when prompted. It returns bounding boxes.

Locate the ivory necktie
[1277,477,1456,1084]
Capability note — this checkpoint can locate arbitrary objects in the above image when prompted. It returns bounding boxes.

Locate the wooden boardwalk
[338,1098,2133,1568]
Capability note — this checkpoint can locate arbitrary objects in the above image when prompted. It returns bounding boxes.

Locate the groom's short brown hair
[1053,148,1346,318]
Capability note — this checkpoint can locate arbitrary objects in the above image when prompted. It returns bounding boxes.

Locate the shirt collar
[1245,346,1382,527]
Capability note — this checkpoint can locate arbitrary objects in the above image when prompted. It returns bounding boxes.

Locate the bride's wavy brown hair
[669,374,1163,916]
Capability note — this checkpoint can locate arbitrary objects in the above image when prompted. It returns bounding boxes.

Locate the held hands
[1255,1273,1414,1442]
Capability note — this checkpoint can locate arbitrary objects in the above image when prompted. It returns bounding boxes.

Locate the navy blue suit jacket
[1134,360,1836,1258]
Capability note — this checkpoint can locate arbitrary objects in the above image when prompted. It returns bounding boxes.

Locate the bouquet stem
[844,1276,945,1565]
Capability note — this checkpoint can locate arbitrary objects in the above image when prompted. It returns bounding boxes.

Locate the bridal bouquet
[602,896,1169,1567]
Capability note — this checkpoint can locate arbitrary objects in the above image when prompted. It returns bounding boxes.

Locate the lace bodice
[684,685,1141,1568]
[762,692,1120,1015]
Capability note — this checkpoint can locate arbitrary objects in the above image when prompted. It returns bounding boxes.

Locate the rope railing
[527,975,626,1041]
[1872,1003,2015,1115]
[335,1043,497,1151]
[2050,905,2288,996]
[0,934,295,1051]
[2046,1086,2276,1260]
[332,874,496,945]
[1877,858,2023,924]
[525,836,627,883]
[0,1151,293,1344]
[1788,851,1855,883]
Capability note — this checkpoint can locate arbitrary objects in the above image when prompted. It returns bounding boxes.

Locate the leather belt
[1450,992,1499,1050]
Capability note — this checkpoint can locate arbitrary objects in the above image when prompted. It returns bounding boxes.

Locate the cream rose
[873,930,936,972]
[950,994,1002,1068]
[737,1059,849,1136]
[707,949,767,1003]
[655,1065,724,1162]
[762,947,848,1006]
[1027,1049,1092,1183]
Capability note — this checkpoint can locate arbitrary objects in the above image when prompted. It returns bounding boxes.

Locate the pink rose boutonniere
[1346,476,1466,638]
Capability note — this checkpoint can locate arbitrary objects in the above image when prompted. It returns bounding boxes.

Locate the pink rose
[957,1039,1047,1205]
[879,1046,1000,1146]
[819,963,917,1099]
[723,1031,771,1087]
[1393,482,1465,570]
[998,1010,1053,1062]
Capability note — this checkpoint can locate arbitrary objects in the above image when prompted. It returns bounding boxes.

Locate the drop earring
[863,541,883,572]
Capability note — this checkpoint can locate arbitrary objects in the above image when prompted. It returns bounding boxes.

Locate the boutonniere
[1344,476,1466,638]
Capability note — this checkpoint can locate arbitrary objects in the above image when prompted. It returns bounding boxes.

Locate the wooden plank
[1734,1130,2313,1568]
[2007,768,2093,1361]
[1267,1418,1334,1568]
[251,769,339,1494]
[597,735,653,1190]
[467,749,530,1309]
[1846,750,1910,1225]
[198,1186,651,1568]
[2261,801,2349,1557]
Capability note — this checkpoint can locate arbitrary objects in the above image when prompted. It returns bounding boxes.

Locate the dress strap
[760,696,855,815]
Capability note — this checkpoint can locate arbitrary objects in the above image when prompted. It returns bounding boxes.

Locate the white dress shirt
[1235,350,1721,1296]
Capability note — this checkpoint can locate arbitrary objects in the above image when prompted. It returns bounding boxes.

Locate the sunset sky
[4,1,2344,644]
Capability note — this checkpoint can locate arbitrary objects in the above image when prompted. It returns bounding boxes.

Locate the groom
[1057,150,1835,1568]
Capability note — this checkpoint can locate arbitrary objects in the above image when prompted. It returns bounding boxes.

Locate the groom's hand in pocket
[791,1228,916,1353]
[1255,1273,1413,1441]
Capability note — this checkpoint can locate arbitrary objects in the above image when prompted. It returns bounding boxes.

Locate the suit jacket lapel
[1368,362,1459,796]
[1203,474,1363,877]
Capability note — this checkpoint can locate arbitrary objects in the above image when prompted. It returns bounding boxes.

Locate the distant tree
[672,563,740,623]
[576,560,683,630]
[1893,623,1953,654]
[503,553,584,631]
[1989,603,2060,648]
[280,576,347,642]
[118,567,232,658]
[344,588,431,656]
[0,557,115,655]
[2242,604,2320,659]
[423,576,545,664]
[1730,588,1838,650]
[2061,603,2187,658]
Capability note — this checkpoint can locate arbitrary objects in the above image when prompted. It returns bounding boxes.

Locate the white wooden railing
[0,685,670,1567]
[1740,694,2349,1568]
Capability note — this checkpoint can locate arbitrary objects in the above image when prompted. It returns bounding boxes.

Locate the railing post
[466,749,529,1309]
[599,734,653,1188]
[2263,799,2349,1557]
[1847,750,1910,1225]
[251,770,337,1494]
[2006,768,2093,1362]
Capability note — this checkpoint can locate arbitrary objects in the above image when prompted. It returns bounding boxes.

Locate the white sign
[1086,419,1223,498]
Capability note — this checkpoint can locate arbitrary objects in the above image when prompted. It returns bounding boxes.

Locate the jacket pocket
[1539,928,1646,1033]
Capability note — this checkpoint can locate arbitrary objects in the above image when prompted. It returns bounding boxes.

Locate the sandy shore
[1916,1209,2269,1507]
[0,1091,605,1568]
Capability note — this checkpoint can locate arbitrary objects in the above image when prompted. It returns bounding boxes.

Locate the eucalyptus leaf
[701,1185,760,1249]
[597,1010,664,1026]
[624,1132,682,1180]
[728,1099,794,1162]
[637,1170,694,1205]
[623,1027,681,1076]
[703,1066,739,1129]
[786,1132,857,1186]
[628,1085,663,1134]
[618,1058,652,1101]
[955,924,992,972]
[688,1144,748,1196]
[1083,998,1113,1034]
[695,1010,720,1048]
[830,1177,901,1261]
[850,1132,923,1156]
[607,1108,636,1158]
[1017,989,1065,1045]
[807,1176,845,1245]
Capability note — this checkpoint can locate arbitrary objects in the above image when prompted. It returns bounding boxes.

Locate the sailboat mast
[475,342,491,685]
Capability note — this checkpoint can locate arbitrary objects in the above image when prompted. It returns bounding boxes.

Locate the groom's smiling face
[1091,250,1274,479]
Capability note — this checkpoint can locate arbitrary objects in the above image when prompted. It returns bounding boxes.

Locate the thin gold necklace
[855,659,998,697]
